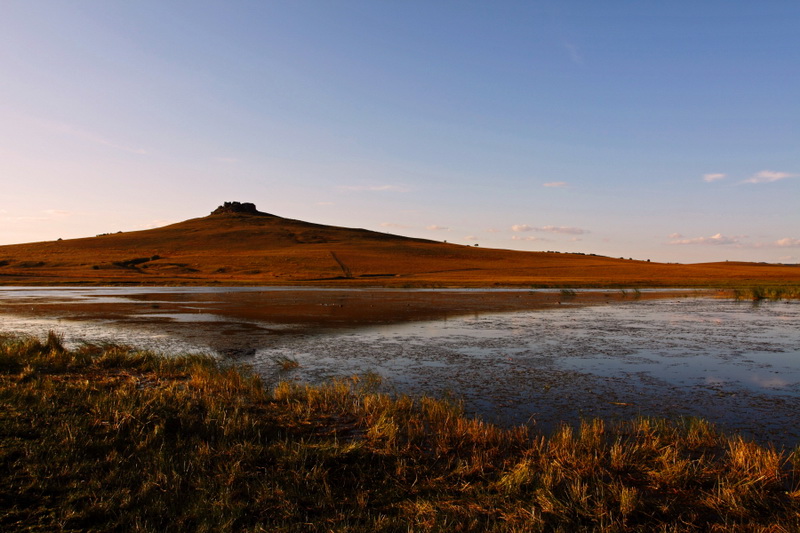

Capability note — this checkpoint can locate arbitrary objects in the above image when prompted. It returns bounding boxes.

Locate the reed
[2,332,799,532]
[732,285,800,301]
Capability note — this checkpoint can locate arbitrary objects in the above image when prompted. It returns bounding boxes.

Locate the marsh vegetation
[731,285,800,301]
[2,333,799,531]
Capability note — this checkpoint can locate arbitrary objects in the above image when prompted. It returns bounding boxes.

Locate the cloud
[512,235,549,242]
[669,233,742,245]
[775,238,800,247]
[703,173,726,182]
[40,119,148,155]
[42,209,71,217]
[743,170,796,184]
[426,225,449,231]
[538,225,586,235]
[513,224,586,235]
[465,235,478,241]
[667,235,800,249]
[1,210,73,223]
[140,219,176,229]
[485,228,501,233]
[564,42,584,65]
[339,184,409,192]
[543,181,569,188]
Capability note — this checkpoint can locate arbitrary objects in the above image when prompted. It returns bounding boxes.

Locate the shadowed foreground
[2,333,799,532]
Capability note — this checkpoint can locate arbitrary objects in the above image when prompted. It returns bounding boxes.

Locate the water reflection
[1,287,798,447]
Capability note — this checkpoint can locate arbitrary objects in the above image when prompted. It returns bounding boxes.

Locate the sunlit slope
[1,211,799,286]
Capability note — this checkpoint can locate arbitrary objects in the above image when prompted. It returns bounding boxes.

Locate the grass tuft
[273,354,300,371]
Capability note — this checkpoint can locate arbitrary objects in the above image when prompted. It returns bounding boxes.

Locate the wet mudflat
[1,287,798,447]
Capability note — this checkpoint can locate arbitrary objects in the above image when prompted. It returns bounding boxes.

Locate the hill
[1,202,798,287]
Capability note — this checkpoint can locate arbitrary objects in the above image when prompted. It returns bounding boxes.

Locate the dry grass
[2,333,799,532]
[272,354,300,371]
[1,211,800,287]
[732,285,800,301]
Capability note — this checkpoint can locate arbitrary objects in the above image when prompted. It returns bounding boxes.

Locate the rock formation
[210,202,270,216]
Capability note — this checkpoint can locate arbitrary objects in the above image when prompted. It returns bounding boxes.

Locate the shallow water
[1,287,798,447]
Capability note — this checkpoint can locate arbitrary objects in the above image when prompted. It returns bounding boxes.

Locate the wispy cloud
[538,225,586,235]
[743,170,796,184]
[512,235,549,242]
[139,219,176,229]
[40,119,148,155]
[669,234,800,249]
[1,209,73,223]
[564,42,584,65]
[512,224,586,235]
[42,209,71,217]
[465,235,478,241]
[543,181,569,188]
[426,225,449,231]
[669,233,742,245]
[339,184,409,192]
[703,173,726,182]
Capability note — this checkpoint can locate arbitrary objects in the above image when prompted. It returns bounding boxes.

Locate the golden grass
[1,211,799,287]
[2,332,799,531]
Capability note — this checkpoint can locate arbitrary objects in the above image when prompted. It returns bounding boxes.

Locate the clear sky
[2,1,798,263]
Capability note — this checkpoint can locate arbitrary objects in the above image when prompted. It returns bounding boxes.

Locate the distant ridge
[0,203,798,286]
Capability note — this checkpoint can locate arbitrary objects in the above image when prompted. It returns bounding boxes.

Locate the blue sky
[1,1,798,263]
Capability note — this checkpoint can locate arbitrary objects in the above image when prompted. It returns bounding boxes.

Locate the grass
[558,288,577,300]
[272,354,300,371]
[3,207,800,288]
[732,285,800,301]
[2,333,800,532]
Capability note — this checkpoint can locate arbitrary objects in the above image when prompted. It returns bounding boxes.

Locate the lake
[1,287,798,447]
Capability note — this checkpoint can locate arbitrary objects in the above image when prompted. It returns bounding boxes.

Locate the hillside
[1,202,798,287]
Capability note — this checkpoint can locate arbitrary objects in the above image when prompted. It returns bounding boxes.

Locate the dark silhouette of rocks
[210,202,270,216]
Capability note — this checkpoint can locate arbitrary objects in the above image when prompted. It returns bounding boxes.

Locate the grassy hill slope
[1,204,798,287]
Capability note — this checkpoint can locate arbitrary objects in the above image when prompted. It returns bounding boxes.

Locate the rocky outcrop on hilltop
[210,202,270,216]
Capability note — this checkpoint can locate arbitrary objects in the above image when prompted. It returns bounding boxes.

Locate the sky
[1,1,799,263]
